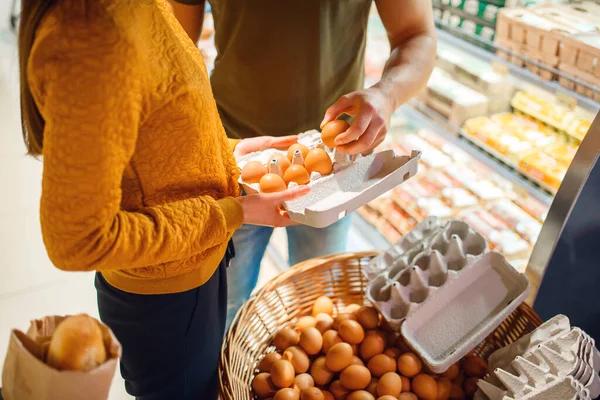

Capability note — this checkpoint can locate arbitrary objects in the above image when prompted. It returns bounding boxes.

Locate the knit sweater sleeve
[30,23,243,273]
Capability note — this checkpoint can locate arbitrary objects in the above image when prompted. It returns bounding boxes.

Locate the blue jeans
[226,216,352,329]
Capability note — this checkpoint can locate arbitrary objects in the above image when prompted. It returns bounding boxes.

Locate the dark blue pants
[95,246,232,400]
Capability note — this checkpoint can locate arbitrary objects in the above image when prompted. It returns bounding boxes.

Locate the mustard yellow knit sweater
[29,0,243,294]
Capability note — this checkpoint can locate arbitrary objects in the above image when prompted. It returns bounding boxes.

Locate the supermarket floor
[0,2,373,399]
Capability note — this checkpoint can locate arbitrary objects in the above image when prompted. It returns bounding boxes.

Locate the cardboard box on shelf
[558,62,600,102]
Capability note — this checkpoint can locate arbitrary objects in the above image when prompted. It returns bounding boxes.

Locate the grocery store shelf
[403,101,554,206]
[436,28,600,114]
[352,214,393,251]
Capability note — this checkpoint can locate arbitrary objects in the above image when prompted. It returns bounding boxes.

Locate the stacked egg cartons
[476,315,600,399]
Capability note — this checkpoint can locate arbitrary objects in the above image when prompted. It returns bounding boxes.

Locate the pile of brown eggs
[252,296,489,400]
[241,120,351,193]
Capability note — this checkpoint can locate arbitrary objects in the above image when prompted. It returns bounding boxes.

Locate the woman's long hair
[18,0,58,156]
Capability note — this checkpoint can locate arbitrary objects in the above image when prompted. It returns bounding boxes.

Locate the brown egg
[338,320,365,345]
[340,365,372,390]
[284,164,310,186]
[253,372,278,397]
[315,313,334,333]
[397,353,422,378]
[453,370,465,387]
[241,161,268,183]
[367,354,396,377]
[333,313,357,330]
[271,360,295,388]
[412,374,438,400]
[360,331,385,361]
[313,296,335,316]
[275,388,300,400]
[321,120,350,148]
[376,372,402,397]
[299,328,323,356]
[294,374,314,391]
[271,153,292,174]
[347,390,375,400]
[326,343,353,372]
[297,316,317,332]
[383,348,402,360]
[283,346,310,374]
[440,363,459,380]
[274,328,299,352]
[310,356,334,386]
[351,344,360,356]
[366,378,379,396]
[463,377,479,398]
[329,380,350,400]
[437,377,452,400]
[301,387,325,400]
[322,391,335,400]
[401,376,410,393]
[383,332,398,347]
[462,356,488,378]
[344,304,362,316]
[449,384,466,400]
[351,355,365,367]
[322,330,343,354]
[399,393,418,400]
[260,173,287,193]
[288,144,310,162]
[379,396,400,400]
[259,352,283,373]
[305,148,333,176]
[356,307,379,330]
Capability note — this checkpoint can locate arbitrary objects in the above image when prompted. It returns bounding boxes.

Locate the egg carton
[365,219,488,329]
[236,130,421,228]
[363,216,446,280]
[477,318,600,400]
[401,251,530,373]
[475,376,591,400]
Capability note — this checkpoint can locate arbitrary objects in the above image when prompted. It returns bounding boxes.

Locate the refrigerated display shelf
[435,28,600,114]
[404,101,555,205]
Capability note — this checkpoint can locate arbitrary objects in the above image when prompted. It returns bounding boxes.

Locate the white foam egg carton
[400,251,530,373]
[365,219,488,330]
[477,316,600,400]
[236,130,421,228]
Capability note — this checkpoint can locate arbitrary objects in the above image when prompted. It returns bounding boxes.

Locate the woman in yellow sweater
[18,1,308,398]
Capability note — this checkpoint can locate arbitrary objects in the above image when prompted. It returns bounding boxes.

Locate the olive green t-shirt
[177,0,374,139]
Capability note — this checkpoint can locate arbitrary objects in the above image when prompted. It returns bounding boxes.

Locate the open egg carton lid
[476,315,600,400]
[236,130,421,228]
[365,219,490,331]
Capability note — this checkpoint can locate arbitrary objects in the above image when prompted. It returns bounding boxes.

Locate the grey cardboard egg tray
[476,315,600,400]
[364,218,489,330]
[236,130,421,228]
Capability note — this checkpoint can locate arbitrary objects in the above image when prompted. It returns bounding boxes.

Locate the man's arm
[322,0,437,154]
[168,0,206,44]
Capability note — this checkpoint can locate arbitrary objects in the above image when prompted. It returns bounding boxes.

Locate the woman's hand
[234,135,299,158]
[237,186,310,227]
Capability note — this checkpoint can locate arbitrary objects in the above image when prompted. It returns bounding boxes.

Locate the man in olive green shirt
[171,0,436,328]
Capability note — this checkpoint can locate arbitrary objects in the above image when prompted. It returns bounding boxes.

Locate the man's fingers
[320,95,354,128]
[339,122,385,155]
[334,107,373,146]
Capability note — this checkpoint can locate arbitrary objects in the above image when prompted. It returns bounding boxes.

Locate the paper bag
[2,315,121,400]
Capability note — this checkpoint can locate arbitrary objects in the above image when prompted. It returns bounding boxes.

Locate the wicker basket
[219,252,543,399]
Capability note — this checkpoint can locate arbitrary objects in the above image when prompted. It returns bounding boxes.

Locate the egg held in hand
[260,173,287,193]
[321,120,350,148]
[284,164,310,186]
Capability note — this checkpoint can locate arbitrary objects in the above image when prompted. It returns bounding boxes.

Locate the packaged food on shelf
[419,68,490,126]
[440,8,496,43]
[519,151,567,191]
[510,91,575,132]
[436,42,514,113]
[487,199,543,244]
[236,130,421,228]
[396,132,453,168]
[441,0,500,25]
[446,165,506,201]
[463,116,533,160]
[461,209,531,259]
[391,179,454,220]
[378,197,419,235]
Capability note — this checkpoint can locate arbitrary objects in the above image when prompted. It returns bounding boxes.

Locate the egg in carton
[477,322,600,399]
[237,129,422,228]
[363,216,445,280]
[365,220,488,330]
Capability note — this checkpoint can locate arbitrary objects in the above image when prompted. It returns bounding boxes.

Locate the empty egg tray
[476,315,600,400]
[365,218,488,330]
